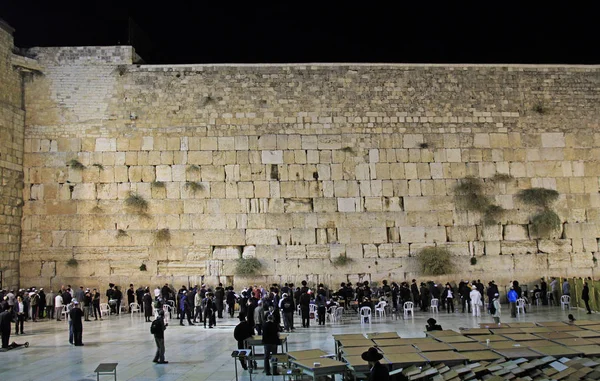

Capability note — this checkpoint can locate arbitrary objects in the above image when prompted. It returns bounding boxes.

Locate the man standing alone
[70,301,84,346]
[152,310,168,364]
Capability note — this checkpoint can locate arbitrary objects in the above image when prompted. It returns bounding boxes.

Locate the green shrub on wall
[125,193,149,214]
[453,177,504,225]
[332,255,354,267]
[235,257,263,276]
[531,209,561,237]
[417,246,453,276]
[517,188,559,209]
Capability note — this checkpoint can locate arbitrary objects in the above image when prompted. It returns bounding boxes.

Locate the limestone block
[286,245,307,259]
[399,227,425,243]
[501,240,538,255]
[503,224,529,241]
[446,226,476,242]
[441,242,470,256]
[188,151,213,165]
[538,239,573,254]
[95,138,116,152]
[513,253,548,271]
[234,136,249,150]
[484,241,501,255]
[382,197,401,212]
[362,244,378,258]
[408,243,430,257]
[364,197,383,211]
[313,198,337,213]
[571,252,593,268]
[583,238,598,253]
[289,229,316,245]
[547,253,571,269]
[355,164,370,180]
[377,243,394,258]
[255,245,285,260]
[306,244,330,259]
[317,135,341,150]
[212,246,241,260]
[329,244,346,259]
[262,150,283,164]
[246,229,278,245]
[391,243,409,257]
[541,133,565,148]
[338,228,386,244]
[472,241,484,256]
[337,198,358,212]
[480,225,502,241]
[301,135,317,150]
[284,198,312,213]
[155,165,172,182]
[194,229,245,245]
[201,166,225,181]
[564,223,597,239]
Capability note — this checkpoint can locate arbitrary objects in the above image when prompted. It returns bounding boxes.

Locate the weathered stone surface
[501,240,538,255]
[503,225,529,241]
[537,239,573,254]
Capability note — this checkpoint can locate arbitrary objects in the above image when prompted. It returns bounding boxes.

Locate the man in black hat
[70,300,84,346]
[361,347,391,380]
[233,312,253,370]
[426,318,443,331]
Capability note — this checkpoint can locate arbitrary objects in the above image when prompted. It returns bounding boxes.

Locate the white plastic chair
[326,306,336,322]
[360,307,372,324]
[403,302,414,317]
[163,304,172,324]
[120,302,128,314]
[334,306,344,322]
[375,301,387,318]
[516,298,526,314]
[62,305,71,323]
[430,298,439,313]
[561,295,571,309]
[130,303,140,314]
[100,303,110,318]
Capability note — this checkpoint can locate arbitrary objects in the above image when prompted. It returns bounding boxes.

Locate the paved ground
[0,304,598,380]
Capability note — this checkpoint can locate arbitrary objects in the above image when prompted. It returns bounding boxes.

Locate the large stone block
[537,239,573,254]
[447,226,477,242]
[212,246,242,260]
[246,229,278,245]
[503,224,529,241]
[501,240,538,255]
[194,230,246,245]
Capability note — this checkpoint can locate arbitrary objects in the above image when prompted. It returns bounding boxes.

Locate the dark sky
[1,1,597,64]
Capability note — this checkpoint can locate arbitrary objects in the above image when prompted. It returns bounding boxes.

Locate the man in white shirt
[55,293,64,321]
[470,286,482,317]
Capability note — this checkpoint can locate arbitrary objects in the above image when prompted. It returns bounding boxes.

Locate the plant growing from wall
[92,163,104,170]
[116,229,128,238]
[67,258,78,267]
[453,177,504,225]
[125,192,149,214]
[419,142,430,149]
[517,187,561,238]
[67,159,85,170]
[470,257,478,265]
[151,181,165,188]
[185,181,204,193]
[491,173,513,183]
[341,146,355,153]
[90,204,104,214]
[139,263,147,271]
[187,165,201,173]
[235,257,263,276]
[155,228,171,243]
[417,246,453,276]
[332,255,354,267]
[533,103,547,114]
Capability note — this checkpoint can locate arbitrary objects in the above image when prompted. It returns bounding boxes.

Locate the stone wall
[20,46,600,290]
[0,22,24,290]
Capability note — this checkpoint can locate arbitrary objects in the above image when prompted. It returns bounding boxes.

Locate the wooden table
[586,337,600,345]
[500,333,540,341]
[508,322,537,327]
[488,341,528,350]
[426,329,461,337]
[245,334,289,352]
[94,363,118,381]
[535,332,575,340]
[333,334,367,340]
[479,323,511,328]
[490,328,524,334]
[338,339,374,348]
[492,347,544,359]
[459,328,490,335]
[450,342,487,351]
[552,337,595,346]
[532,345,583,357]
[567,345,600,356]
[566,330,600,338]
[536,321,569,327]
[420,351,467,364]
[373,338,407,347]
[520,327,553,333]
[365,332,399,339]
[517,340,554,348]
[414,342,454,352]
[341,347,373,356]
[394,338,437,345]
[460,350,503,361]
[378,345,418,354]
[291,357,348,381]
[470,335,510,342]
[553,325,583,332]
[581,324,600,331]
[383,353,427,370]
[437,335,476,344]
[572,320,599,326]
[287,349,329,361]
[343,355,379,373]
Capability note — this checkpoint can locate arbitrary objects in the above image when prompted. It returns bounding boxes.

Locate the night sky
[1,2,597,65]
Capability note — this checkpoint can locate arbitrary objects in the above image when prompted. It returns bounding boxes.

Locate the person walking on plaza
[178,291,195,326]
[508,287,518,318]
[55,292,64,321]
[442,283,455,313]
[470,286,483,317]
[151,310,168,364]
[582,282,592,314]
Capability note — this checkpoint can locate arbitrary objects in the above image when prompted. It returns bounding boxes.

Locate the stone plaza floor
[0,305,599,381]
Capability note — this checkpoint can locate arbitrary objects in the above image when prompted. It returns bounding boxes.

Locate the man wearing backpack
[280,293,295,332]
[151,310,168,364]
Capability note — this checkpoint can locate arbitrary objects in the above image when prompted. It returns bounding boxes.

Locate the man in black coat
[136,286,146,313]
[215,283,225,318]
[262,314,280,376]
[582,282,592,314]
[361,347,391,381]
[70,301,84,346]
[233,312,253,370]
[0,305,12,349]
[127,284,135,313]
[299,291,311,328]
[540,278,548,305]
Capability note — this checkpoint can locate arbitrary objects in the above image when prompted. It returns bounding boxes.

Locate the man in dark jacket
[204,293,217,328]
[179,291,195,326]
[70,300,84,346]
[262,314,280,376]
[281,293,295,332]
[361,347,391,381]
[299,290,311,328]
[233,312,253,370]
[0,305,12,348]
[152,310,168,364]
[582,282,592,314]
[215,283,225,318]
